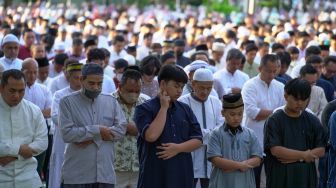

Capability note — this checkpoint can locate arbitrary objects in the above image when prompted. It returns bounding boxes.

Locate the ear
[221,109,225,117]
[284,92,288,101]
[258,65,262,72]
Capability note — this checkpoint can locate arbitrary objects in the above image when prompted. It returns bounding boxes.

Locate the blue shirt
[134,97,203,188]
[328,112,336,188]
[317,78,335,102]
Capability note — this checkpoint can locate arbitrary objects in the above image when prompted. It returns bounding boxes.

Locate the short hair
[226,48,244,61]
[87,48,105,62]
[164,24,174,30]
[114,59,128,70]
[287,46,299,54]
[72,38,83,46]
[1,69,25,87]
[260,54,280,67]
[71,31,82,39]
[120,69,142,86]
[276,51,291,67]
[84,38,97,49]
[101,48,111,58]
[306,55,323,65]
[113,35,125,45]
[22,28,34,36]
[297,31,309,38]
[140,55,161,76]
[158,64,188,84]
[271,43,285,53]
[300,64,318,77]
[305,46,321,59]
[54,53,69,66]
[285,78,311,100]
[226,30,236,39]
[259,42,270,48]
[323,55,336,66]
[143,32,153,39]
[245,43,258,53]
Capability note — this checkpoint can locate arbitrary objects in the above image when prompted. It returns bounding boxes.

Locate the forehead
[4,77,25,89]
[224,106,244,113]
[84,74,103,82]
[193,81,213,86]
[3,42,19,48]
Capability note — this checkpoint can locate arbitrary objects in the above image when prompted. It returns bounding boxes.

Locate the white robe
[0,57,23,71]
[178,94,224,178]
[0,96,48,188]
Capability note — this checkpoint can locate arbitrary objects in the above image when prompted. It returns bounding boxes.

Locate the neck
[247,60,254,65]
[284,105,301,117]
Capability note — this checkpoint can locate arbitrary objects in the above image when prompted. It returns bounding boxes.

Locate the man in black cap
[174,39,191,68]
[36,57,51,86]
[58,63,127,188]
[160,51,176,66]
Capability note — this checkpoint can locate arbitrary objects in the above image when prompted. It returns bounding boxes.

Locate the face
[226,58,241,73]
[22,63,38,86]
[72,44,83,56]
[164,27,174,38]
[246,50,257,62]
[212,51,224,61]
[259,61,279,84]
[38,66,49,82]
[160,80,184,101]
[195,54,209,63]
[321,50,329,59]
[90,59,104,67]
[32,45,46,58]
[0,77,25,107]
[152,47,162,55]
[114,41,125,53]
[142,69,156,83]
[323,62,336,79]
[302,73,318,86]
[23,32,35,46]
[54,63,64,73]
[119,78,141,104]
[191,81,213,101]
[81,74,103,91]
[310,63,322,76]
[290,53,299,61]
[144,37,152,47]
[2,42,19,59]
[68,71,82,91]
[279,64,289,75]
[222,106,244,127]
[285,93,309,114]
[297,37,309,50]
[163,58,176,65]
[174,46,185,56]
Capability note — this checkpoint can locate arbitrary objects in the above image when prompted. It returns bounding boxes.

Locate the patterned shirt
[112,91,150,172]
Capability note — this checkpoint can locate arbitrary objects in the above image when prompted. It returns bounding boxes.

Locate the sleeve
[187,106,203,141]
[203,99,224,145]
[44,87,52,110]
[134,104,154,139]
[28,109,48,156]
[58,98,101,143]
[241,82,261,119]
[249,129,263,158]
[109,100,127,140]
[51,92,61,125]
[263,116,282,150]
[290,64,301,78]
[207,130,223,159]
[312,115,328,148]
[47,78,57,94]
[329,112,336,150]
[213,78,225,99]
[317,90,328,119]
[0,142,20,157]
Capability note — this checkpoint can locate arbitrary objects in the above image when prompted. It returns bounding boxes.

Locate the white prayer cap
[184,60,209,74]
[284,22,293,32]
[54,42,66,51]
[307,40,319,48]
[1,34,20,46]
[212,42,225,52]
[237,26,250,38]
[115,24,127,31]
[319,33,329,43]
[193,68,214,82]
[276,31,290,41]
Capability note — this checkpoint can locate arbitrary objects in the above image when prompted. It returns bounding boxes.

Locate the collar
[3,57,18,64]
[190,92,206,103]
[224,123,243,135]
[256,74,273,87]
[0,94,20,110]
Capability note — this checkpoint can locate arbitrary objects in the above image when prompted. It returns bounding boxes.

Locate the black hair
[120,69,142,86]
[271,43,285,53]
[190,51,209,62]
[323,55,336,66]
[300,64,318,77]
[260,54,280,67]
[287,46,299,54]
[143,32,153,39]
[306,55,323,65]
[158,64,188,84]
[22,28,34,36]
[305,46,321,59]
[164,24,174,29]
[87,48,105,62]
[245,43,258,53]
[113,35,125,45]
[284,78,311,100]
[41,34,55,52]
[72,38,83,46]
[226,48,244,61]
[276,51,291,67]
[259,42,270,48]
[297,31,309,38]
[226,30,236,39]
[101,48,111,58]
[71,31,82,39]
[54,53,69,66]
[1,69,25,87]
[140,55,161,76]
[84,39,97,49]
[114,59,128,69]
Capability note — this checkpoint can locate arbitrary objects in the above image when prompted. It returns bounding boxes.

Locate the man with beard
[174,39,191,67]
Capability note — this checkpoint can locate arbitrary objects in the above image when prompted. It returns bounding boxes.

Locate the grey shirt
[207,124,263,188]
[59,91,127,184]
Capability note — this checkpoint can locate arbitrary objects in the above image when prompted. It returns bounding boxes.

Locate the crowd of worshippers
[1,6,336,188]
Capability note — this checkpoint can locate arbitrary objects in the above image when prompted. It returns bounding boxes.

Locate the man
[48,63,83,188]
[134,65,203,188]
[299,65,328,119]
[241,54,286,188]
[207,93,263,188]
[254,42,269,65]
[214,48,249,98]
[0,34,22,70]
[109,35,133,66]
[36,57,51,86]
[179,68,224,188]
[321,55,336,89]
[210,42,225,70]
[291,45,321,78]
[18,29,36,60]
[68,38,85,61]
[59,63,127,188]
[48,57,74,95]
[264,78,327,188]
[174,39,191,68]
[276,51,292,84]
[296,31,310,59]
[31,43,46,59]
[21,58,52,179]
[243,43,259,78]
[49,53,69,78]
[275,31,291,48]
[112,70,150,188]
[136,32,153,61]
[328,111,336,188]
[0,64,4,80]
[0,69,48,187]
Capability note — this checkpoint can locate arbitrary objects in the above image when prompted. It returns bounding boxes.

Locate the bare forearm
[245,156,262,167]
[145,107,168,142]
[311,147,325,158]
[255,109,272,121]
[271,146,304,160]
[177,139,202,153]
[210,157,242,171]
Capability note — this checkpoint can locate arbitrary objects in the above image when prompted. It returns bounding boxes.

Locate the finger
[156,146,166,150]
[156,151,166,155]
[157,154,168,159]
[161,143,170,146]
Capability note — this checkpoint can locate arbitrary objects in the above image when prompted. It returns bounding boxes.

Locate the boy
[134,64,203,188]
[207,93,263,188]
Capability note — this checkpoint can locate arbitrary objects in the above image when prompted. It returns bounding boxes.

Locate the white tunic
[178,94,224,178]
[48,73,69,94]
[0,96,48,188]
[214,69,249,98]
[241,75,285,150]
[307,85,328,119]
[48,87,76,188]
[37,77,52,87]
[24,83,52,111]
[0,57,23,71]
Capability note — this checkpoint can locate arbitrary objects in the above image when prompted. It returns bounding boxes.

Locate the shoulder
[21,99,42,114]
[178,93,191,101]
[208,95,222,104]
[139,93,151,101]
[237,70,249,79]
[242,77,258,90]
[272,79,285,88]
[61,91,80,103]
[136,97,159,111]
[302,110,320,124]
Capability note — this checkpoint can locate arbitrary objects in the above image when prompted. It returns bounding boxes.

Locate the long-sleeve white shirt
[241,75,285,150]
[214,69,249,98]
[0,57,23,71]
[0,95,48,188]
